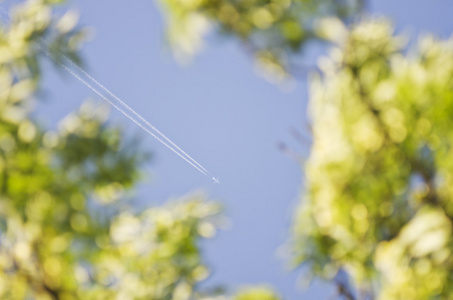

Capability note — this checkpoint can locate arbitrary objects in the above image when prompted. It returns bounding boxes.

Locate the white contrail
[44,48,209,176]
[0,5,214,179]
[64,58,210,175]
[31,26,210,175]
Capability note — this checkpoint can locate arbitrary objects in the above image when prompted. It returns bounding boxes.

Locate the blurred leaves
[156,0,364,79]
[292,18,453,299]
[6,0,453,299]
[234,286,281,300]
[0,1,225,299]
[0,0,89,80]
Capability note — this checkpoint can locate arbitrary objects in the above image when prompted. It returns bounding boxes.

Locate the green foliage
[0,1,223,299]
[156,0,453,297]
[155,0,363,78]
[6,0,453,299]
[293,19,453,298]
[234,286,280,300]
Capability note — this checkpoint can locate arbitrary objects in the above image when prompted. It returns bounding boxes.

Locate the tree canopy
[156,0,453,298]
[1,0,453,299]
[156,0,363,77]
[293,19,453,299]
[0,1,224,299]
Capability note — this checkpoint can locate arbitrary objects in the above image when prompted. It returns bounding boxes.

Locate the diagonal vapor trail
[45,47,210,177]
[0,5,213,179]
[64,58,210,175]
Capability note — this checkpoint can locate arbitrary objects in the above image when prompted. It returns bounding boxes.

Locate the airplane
[212,177,220,184]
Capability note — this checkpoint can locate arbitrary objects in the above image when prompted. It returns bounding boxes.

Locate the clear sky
[5,0,453,298]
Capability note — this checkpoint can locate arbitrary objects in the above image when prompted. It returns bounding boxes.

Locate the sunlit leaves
[0,1,224,299]
[156,0,453,297]
[156,0,364,78]
[375,207,452,299]
[293,18,453,298]
[234,286,281,300]
[81,198,222,300]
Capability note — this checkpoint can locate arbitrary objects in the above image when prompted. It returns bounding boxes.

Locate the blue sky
[4,0,453,298]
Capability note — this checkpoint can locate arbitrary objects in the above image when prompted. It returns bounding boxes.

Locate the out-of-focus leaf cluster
[234,286,281,300]
[0,0,88,80]
[293,18,453,298]
[197,286,281,300]
[0,1,225,299]
[156,0,453,296]
[78,198,222,300]
[155,0,363,79]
